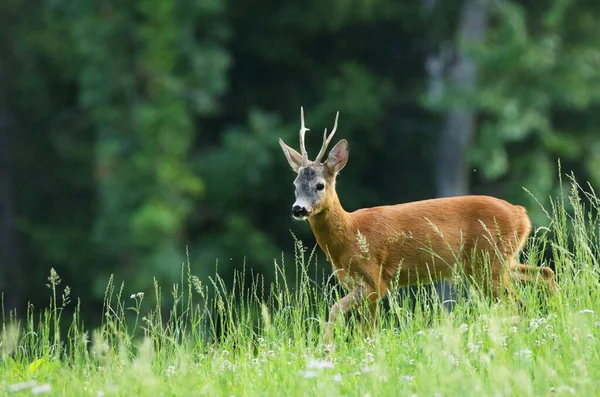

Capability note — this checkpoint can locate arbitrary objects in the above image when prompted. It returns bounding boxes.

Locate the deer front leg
[324,287,364,345]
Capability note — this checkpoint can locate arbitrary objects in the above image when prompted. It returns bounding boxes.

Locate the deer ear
[279,139,303,172]
[325,139,349,174]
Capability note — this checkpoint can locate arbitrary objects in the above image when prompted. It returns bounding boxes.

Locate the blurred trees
[1,0,599,321]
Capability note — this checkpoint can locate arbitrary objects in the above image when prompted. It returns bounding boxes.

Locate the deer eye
[316,183,325,191]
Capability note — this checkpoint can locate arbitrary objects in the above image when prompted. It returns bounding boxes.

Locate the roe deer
[279,108,558,344]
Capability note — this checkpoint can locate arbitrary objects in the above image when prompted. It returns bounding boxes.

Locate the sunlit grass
[1,175,600,396]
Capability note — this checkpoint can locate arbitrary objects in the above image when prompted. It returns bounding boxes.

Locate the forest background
[1,0,599,325]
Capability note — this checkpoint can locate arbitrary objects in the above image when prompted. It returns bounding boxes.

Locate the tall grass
[1,176,600,396]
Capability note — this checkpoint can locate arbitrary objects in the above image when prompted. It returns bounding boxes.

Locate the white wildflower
[8,381,38,392]
[165,365,175,377]
[364,352,375,364]
[579,309,595,315]
[516,349,533,359]
[400,375,414,382]
[31,384,52,395]
[595,321,600,328]
[555,386,576,395]
[333,373,343,383]
[509,326,518,333]
[458,323,469,333]
[306,359,334,370]
[300,370,319,379]
[361,366,371,374]
[530,319,540,330]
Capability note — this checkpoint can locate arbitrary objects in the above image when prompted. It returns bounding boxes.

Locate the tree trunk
[0,49,21,312]
[426,0,489,310]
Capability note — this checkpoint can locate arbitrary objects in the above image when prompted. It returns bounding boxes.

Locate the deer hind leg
[362,280,388,337]
[467,250,507,302]
[510,262,558,293]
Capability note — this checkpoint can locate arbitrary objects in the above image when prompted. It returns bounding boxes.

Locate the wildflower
[364,352,375,364]
[333,374,343,383]
[97,392,105,397]
[306,359,334,370]
[458,323,469,333]
[222,349,230,357]
[400,375,414,382]
[554,386,576,395]
[8,381,38,392]
[379,375,388,382]
[31,384,52,395]
[530,319,540,330]
[361,366,371,374]
[130,292,145,299]
[165,366,175,377]
[509,326,518,333]
[300,370,318,379]
[595,321,600,328]
[579,309,595,315]
[516,349,533,359]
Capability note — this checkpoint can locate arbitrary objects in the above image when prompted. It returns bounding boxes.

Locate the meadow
[2,176,600,397]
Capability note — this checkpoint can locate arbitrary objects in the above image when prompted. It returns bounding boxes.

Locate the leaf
[28,358,47,376]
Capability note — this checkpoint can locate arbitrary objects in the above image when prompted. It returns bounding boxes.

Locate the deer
[279,107,558,344]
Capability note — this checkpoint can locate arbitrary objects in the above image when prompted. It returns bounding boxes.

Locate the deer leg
[474,255,513,303]
[511,263,558,293]
[362,280,388,337]
[324,287,364,345]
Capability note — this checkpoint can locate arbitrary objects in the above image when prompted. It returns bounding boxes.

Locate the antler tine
[299,106,310,165]
[314,111,339,163]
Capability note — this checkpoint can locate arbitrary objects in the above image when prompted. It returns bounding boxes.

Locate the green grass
[2,176,600,397]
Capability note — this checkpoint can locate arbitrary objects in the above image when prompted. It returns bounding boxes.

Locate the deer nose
[292,205,308,218]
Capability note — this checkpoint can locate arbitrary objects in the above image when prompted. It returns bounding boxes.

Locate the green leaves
[432,0,600,223]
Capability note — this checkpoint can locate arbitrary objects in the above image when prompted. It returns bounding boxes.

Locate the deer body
[279,108,557,344]
[310,195,531,290]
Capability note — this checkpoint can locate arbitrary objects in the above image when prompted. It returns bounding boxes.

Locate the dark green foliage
[0,0,599,326]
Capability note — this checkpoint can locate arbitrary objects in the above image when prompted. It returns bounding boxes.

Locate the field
[2,178,600,397]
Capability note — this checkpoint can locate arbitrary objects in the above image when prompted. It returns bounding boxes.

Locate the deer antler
[299,106,310,165]
[314,111,339,163]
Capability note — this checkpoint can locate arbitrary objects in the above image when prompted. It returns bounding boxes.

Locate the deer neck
[308,193,354,259]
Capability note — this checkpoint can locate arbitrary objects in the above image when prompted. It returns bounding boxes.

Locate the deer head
[279,107,349,220]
